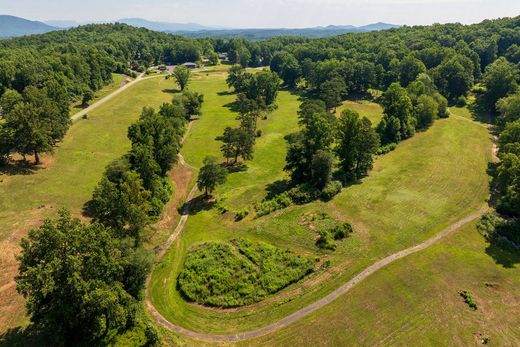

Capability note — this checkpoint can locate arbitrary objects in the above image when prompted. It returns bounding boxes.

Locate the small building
[218,52,229,61]
[182,62,199,69]
[158,65,167,71]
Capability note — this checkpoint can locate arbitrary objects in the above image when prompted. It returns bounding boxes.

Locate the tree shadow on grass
[0,326,47,347]
[224,162,248,173]
[223,100,240,113]
[265,179,292,200]
[487,161,501,209]
[178,194,215,216]
[485,239,520,268]
[161,88,180,94]
[0,160,39,177]
[217,90,234,96]
[468,101,494,125]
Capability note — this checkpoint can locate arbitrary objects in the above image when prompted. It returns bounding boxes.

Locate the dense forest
[3,16,520,345]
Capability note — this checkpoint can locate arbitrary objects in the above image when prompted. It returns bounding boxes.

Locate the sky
[1,0,520,28]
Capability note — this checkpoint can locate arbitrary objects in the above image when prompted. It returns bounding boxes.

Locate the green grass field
[242,222,520,346]
[1,68,510,346]
[336,100,384,125]
[0,76,174,331]
[148,72,493,337]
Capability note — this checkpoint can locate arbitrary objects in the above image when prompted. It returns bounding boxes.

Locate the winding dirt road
[145,114,493,342]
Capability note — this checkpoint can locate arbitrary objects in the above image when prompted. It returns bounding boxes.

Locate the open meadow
[148,70,494,338]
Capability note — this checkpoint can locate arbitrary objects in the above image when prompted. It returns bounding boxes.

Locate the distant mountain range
[0,15,400,39]
[0,15,58,38]
[171,23,401,39]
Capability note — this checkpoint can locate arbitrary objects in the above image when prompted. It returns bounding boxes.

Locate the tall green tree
[377,83,415,144]
[319,76,347,111]
[170,65,191,91]
[90,170,152,243]
[285,100,336,182]
[336,110,380,180]
[16,210,139,346]
[480,57,518,113]
[4,86,70,164]
[399,56,427,87]
[311,150,334,189]
[197,156,228,196]
[216,127,255,164]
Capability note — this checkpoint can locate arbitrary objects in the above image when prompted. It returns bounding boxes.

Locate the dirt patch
[0,207,53,333]
[147,160,195,250]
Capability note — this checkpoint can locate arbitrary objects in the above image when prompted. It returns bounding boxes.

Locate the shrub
[377,143,397,155]
[255,192,292,217]
[332,222,353,240]
[478,212,520,245]
[287,184,320,204]
[144,324,159,346]
[177,239,314,307]
[256,129,262,137]
[455,95,467,106]
[316,231,336,250]
[235,208,249,221]
[458,290,478,310]
[320,180,342,201]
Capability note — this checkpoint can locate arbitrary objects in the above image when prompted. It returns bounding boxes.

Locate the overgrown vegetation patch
[177,239,315,307]
[300,213,354,251]
[458,290,478,310]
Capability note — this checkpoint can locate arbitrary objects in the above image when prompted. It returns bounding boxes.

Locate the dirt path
[70,73,165,122]
[146,188,489,342]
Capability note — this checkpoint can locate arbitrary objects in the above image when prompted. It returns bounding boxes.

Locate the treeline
[0,24,214,165]
[15,92,203,345]
[478,59,520,246]
[213,16,520,106]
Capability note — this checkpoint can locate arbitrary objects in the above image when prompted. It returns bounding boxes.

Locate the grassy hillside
[0,77,174,332]
[149,70,492,336]
[242,222,520,346]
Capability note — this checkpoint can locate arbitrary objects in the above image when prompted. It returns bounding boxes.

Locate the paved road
[70,72,167,122]
[145,162,490,342]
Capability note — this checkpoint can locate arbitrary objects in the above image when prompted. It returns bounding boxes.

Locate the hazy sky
[1,0,520,28]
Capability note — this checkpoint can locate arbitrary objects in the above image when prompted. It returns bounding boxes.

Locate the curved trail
[146,150,490,343]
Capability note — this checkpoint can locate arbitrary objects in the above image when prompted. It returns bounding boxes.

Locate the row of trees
[216,68,281,164]
[197,68,282,198]
[16,93,203,345]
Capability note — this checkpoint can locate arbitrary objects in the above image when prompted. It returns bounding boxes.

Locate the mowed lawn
[336,100,384,125]
[0,76,174,331]
[244,222,520,346]
[149,72,493,337]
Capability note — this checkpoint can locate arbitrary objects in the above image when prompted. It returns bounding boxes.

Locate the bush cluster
[312,214,354,251]
[255,192,292,217]
[178,239,314,307]
[458,290,478,310]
